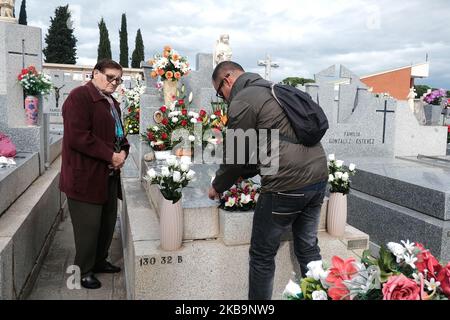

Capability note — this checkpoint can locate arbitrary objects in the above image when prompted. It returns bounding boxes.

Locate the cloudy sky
[26,0,450,88]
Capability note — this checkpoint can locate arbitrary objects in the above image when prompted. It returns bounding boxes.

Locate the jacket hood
[229,72,270,103]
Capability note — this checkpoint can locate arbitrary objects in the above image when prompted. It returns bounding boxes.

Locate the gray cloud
[27,0,450,88]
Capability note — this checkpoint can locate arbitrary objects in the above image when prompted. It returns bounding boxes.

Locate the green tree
[18,0,27,25]
[281,77,315,87]
[43,5,77,64]
[131,29,144,68]
[414,85,431,99]
[119,13,129,68]
[97,18,112,61]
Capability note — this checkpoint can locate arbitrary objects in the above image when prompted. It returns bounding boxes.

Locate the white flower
[401,240,415,254]
[336,160,344,168]
[328,154,335,161]
[387,242,406,262]
[161,167,170,177]
[306,260,329,283]
[189,92,193,103]
[186,170,196,180]
[190,118,197,124]
[180,163,190,172]
[283,279,302,297]
[335,172,343,179]
[150,141,155,147]
[349,163,356,171]
[153,126,159,131]
[147,168,157,179]
[172,117,179,123]
[328,174,335,182]
[210,115,217,120]
[166,155,178,167]
[155,140,164,146]
[189,135,196,141]
[173,171,182,183]
[403,253,418,269]
[240,193,252,204]
[225,197,236,207]
[312,290,328,300]
[342,172,349,182]
[425,278,440,292]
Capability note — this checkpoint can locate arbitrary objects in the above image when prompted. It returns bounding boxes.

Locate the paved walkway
[27,212,126,300]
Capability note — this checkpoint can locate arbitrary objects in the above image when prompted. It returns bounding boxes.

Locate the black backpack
[251,82,329,147]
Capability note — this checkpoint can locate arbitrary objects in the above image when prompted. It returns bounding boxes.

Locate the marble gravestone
[0,21,45,173]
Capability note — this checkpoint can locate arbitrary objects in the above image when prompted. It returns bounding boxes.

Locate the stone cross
[8,39,38,68]
[257,54,279,81]
[376,99,395,143]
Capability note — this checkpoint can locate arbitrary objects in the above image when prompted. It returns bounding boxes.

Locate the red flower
[197,117,203,123]
[178,99,184,105]
[199,110,207,117]
[160,106,167,113]
[382,274,420,300]
[147,132,154,141]
[181,120,188,127]
[326,256,358,300]
[29,66,37,74]
[214,110,222,117]
[415,243,442,279]
[21,68,28,75]
[162,118,169,126]
[128,108,132,113]
[161,132,168,140]
[437,263,450,298]
[181,109,188,116]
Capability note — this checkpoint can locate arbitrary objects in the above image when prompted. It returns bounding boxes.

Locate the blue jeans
[248,181,327,300]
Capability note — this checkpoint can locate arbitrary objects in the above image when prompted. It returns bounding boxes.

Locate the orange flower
[148,59,155,66]
[150,71,157,78]
[163,51,170,58]
[157,69,165,76]
[174,72,181,79]
[165,71,174,79]
[164,45,172,52]
[172,54,180,61]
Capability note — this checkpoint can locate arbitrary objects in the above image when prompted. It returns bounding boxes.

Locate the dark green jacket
[212,72,328,193]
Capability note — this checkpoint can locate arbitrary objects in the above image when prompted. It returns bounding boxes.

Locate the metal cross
[257,54,279,81]
[376,100,395,144]
[8,39,38,68]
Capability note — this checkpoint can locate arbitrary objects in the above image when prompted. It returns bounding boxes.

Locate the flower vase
[163,79,178,106]
[326,192,347,237]
[25,95,39,126]
[154,150,172,161]
[159,196,183,251]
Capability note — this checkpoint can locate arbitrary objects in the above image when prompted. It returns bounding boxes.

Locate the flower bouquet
[148,46,190,82]
[123,79,145,135]
[327,154,356,195]
[423,89,447,106]
[219,178,260,211]
[283,240,450,300]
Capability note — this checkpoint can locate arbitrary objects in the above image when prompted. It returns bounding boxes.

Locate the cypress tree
[97,18,112,61]
[119,13,129,68]
[18,0,27,25]
[131,29,144,68]
[43,5,77,64]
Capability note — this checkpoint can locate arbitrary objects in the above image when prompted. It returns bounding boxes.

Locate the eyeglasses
[215,73,231,99]
[99,70,123,85]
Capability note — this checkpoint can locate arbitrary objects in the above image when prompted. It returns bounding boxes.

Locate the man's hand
[111,152,126,170]
[208,186,219,200]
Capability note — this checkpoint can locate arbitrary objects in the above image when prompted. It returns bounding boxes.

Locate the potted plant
[326,154,356,237]
[17,66,53,126]
[145,156,196,251]
[148,45,190,106]
[422,89,447,125]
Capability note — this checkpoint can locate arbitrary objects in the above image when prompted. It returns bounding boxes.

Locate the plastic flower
[172,171,182,183]
[283,280,302,298]
[225,197,236,207]
[312,290,328,300]
[382,274,420,300]
[328,174,334,182]
[186,170,196,181]
[401,240,415,254]
[147,168,157,179]
[387,242,406,263]
[349,163,356,171]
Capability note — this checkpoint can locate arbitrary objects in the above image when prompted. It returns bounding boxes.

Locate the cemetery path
[27,213,126,300]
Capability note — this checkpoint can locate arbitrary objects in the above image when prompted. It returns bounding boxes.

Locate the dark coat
[59,81,129,204]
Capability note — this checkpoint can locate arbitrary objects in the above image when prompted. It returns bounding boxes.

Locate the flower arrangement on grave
[327,154,356,195]
[17,65,53,125]
[423,89,447,106]
[145,155,196,203]
[122,79,146,135]
[219,178,260,212]
[283,240,450,300]
[148,46,190,106]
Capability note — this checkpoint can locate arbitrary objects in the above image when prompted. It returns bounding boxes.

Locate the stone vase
[159,196,183,251]
[163,79,178,106]
[327,192,347,237]
[25,95,39,126]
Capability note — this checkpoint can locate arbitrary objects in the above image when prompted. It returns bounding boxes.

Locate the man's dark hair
[92,59,123,78]
[212,61,245,82]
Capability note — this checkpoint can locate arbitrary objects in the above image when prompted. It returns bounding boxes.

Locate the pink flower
[325,256,358,300]
[382,274,420,300]
[437,263,450,298]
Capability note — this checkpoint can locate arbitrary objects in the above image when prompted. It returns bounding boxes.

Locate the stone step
[347,156,450,221]
[120,178,365,300]
[348,189,450,261]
